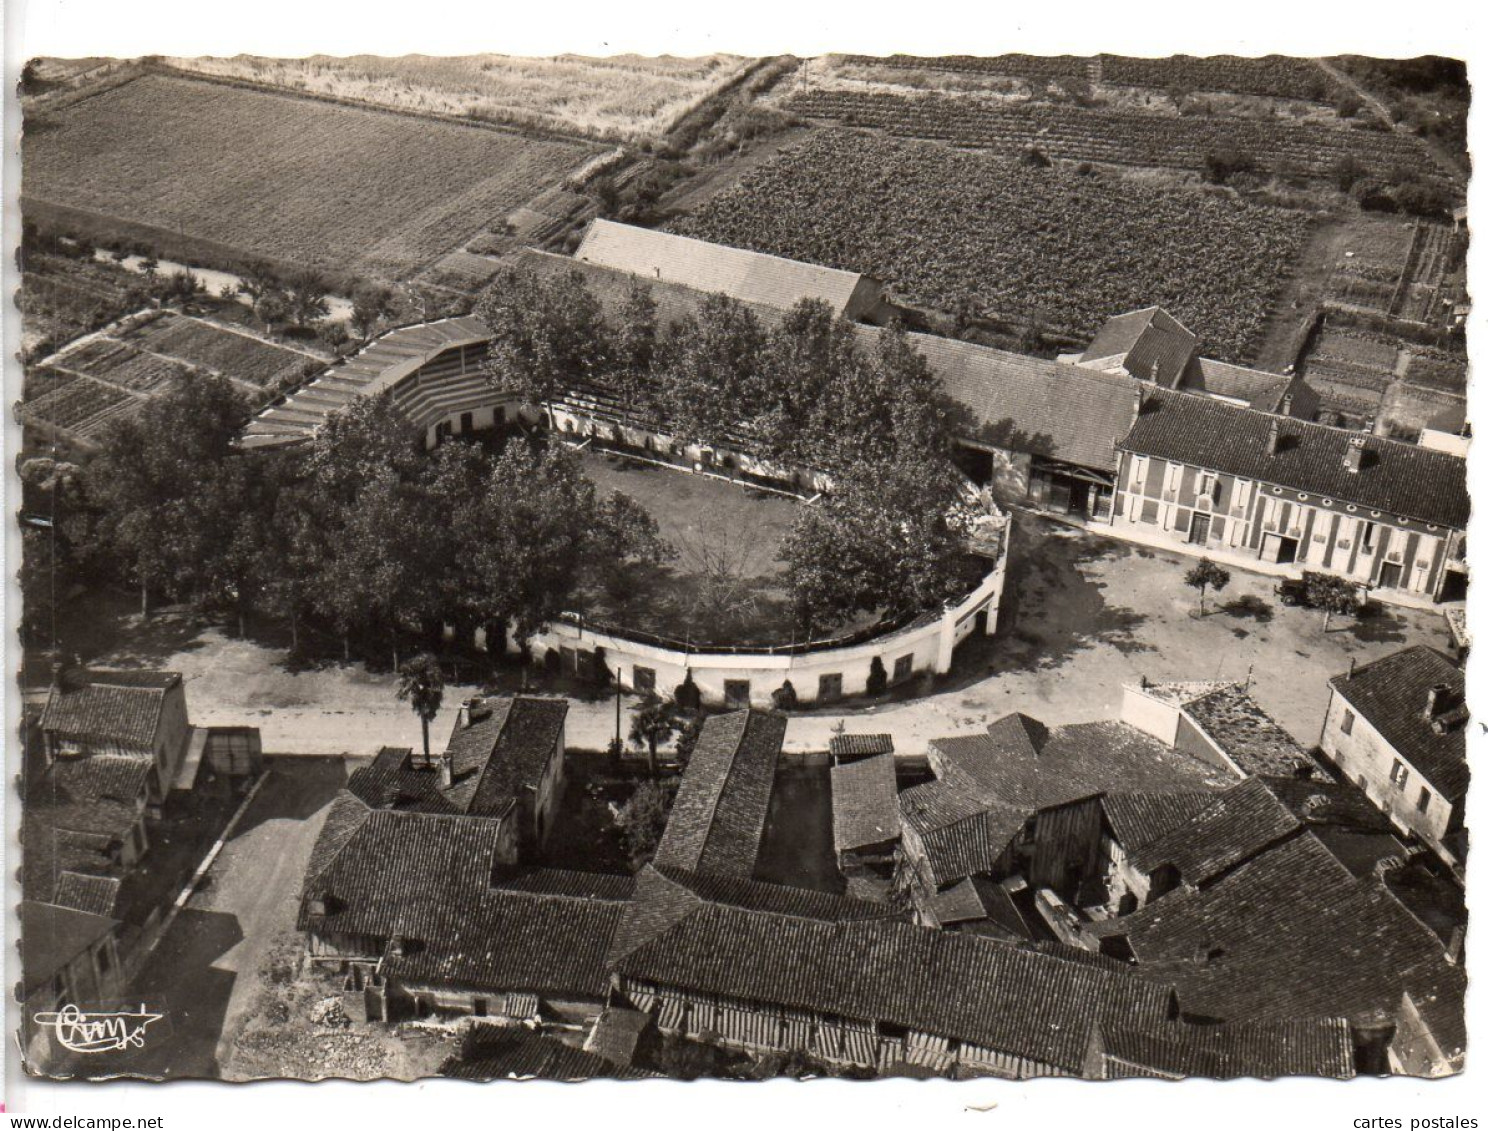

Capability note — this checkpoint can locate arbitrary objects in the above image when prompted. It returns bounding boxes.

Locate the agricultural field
[1297,320,1466,434]
[164,54,753,142]
[782,89,1447,186]
[16,250,153,357]
[1099,55,1345,102]
[120,315,314,389]
[671,129,1311,361]
[22,73,598,281]
[17,310,318,447]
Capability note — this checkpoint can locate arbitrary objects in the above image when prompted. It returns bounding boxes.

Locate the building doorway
[1377,561,1404,590]
[1261,532,1299,564]
[1189,512,1211,546]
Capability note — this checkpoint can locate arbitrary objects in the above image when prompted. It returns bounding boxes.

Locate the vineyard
[784,90,1449,185]
[18,373,139,441]
[839,53,1344,104]
[1100,55,1341,102]
[22,74,597,280]
[671,130,1311,361]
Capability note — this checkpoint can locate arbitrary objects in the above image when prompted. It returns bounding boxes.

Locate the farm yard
[21,73,599,282]
[18,310,319,448]
[671,129,1312,361]
[164,54,753,142]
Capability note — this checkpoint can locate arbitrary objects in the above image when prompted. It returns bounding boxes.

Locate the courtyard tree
[616,779,672,868]
[350,284,396,341]
[630,695,683,778]
[283,268,332,328]
[1306,570,1361,633]
[656,294,765,450]
[610,278,659,421]
[753,299,857,464]
[586,491,674,604]
[396,653,445,767]
[1184,558,1231,617]
[476,264,605,430]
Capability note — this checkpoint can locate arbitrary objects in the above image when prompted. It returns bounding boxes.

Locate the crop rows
[23,74,593,279]
[784,90,1449,185]
[61,338,196,393]
[1308,329,1400,369]
[123,314,310,387]
[21,374,136,434]
[1302,357,1395,395]
[840,54,1091,83]
[1099,55,1343,102]
[671,129,1310,361]
[23,365,82,400]
[1403,354,1467,396]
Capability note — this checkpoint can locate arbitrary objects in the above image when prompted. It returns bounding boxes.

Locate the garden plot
[121,314,316,388]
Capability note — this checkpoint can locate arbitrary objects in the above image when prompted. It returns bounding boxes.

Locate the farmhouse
[1070,306,1320,419]
[1113,388,1469,601]
[348,695,568,860]
[40,666,193,807]
[1318,646,1467,871]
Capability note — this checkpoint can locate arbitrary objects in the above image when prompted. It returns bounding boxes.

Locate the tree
[656,295,765,449]
[630,695,683,778]
[283,268,331,328]
[1184,558,1231,617]
[616,779,672,869]
[396,653,445,767]
[475,265,605,430]
[586,491,674,603]
[610,279,658,421]
[350,284,395,341]
[1305,570,1360,633]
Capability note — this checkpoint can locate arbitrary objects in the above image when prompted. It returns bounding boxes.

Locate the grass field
[574,451,807,646]
[22,73,597,280]
[165,54,753,142]
[673,129,1311,361]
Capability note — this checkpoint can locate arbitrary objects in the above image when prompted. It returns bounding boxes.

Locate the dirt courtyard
[84,512,1453,759]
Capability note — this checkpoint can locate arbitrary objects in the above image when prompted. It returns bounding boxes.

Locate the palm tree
[396,653,445,767]
[629,695,682,778]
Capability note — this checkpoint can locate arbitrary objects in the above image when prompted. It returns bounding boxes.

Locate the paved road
[111,759,347,1079]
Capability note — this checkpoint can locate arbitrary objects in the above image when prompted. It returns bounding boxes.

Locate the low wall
[526,536,1008,709]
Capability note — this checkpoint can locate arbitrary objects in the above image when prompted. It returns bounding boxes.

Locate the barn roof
[1182,357,1318,418]
[1119,387,1470,529]
[1094,1016,1356,1080]
[1080,306,1198,388]
[20,900,118,998]
[831,753,901,853]
[578,219,873,317]
[611,869,1177,1074]
[1329,646,1468,801]
[652,709,786,878]
[40,670,180,750]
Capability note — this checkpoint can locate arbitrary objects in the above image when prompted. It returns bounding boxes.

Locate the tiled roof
[583,1006,652,1069]
[930,716,1233,813]
[442,1029,660,1081]
[1108,834,1464,1044]
[613,866,1177,1074]
[652,710,786,878]
[1127,778,1302,886]
[901,793,1026,887]
[927,877,1033,938]
[1101,792,1216,851]
[829,733,895,761]
[239,315,491,449]
[1179,684,1319,777]
[20,900,117,998]
[1096,1016,1355,1079]
[910,332,1138,472]
[654,866,900,923]
[40,670,179,749]
[467,697,568,818]
[46,755,153,807]
[491,866,636,901]
[1119,387,1470,529]
[579,219,872,317]
[1183,357,1318,418]
[1330,646,1468,801]
[1081,307,1197,388]
[52,871,122,918]
[831,753,901,852]
[301,797,623,998]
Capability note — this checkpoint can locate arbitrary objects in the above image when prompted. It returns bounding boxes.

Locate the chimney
[1447,925,1466,965]
[1279,392,1293,416]
[439,749,453,790]
[1266,419,1281,455]
[1344,435,1367,474]
[1424,682,1452,720]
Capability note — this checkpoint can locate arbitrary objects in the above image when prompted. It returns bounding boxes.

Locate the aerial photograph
[7,38,1471,1091]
